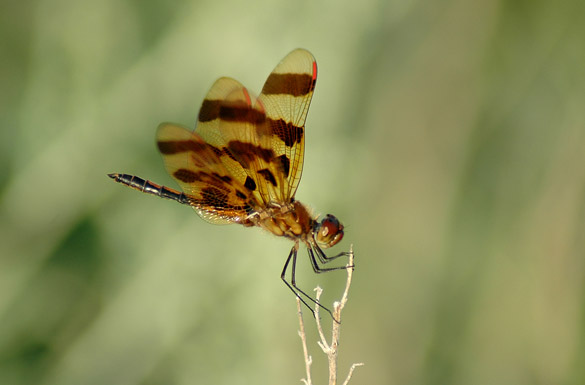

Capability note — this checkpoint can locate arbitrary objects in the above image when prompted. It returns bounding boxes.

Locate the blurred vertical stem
[296,245,363,385]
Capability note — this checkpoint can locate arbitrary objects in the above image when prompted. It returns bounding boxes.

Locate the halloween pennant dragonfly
[109,49,348,316]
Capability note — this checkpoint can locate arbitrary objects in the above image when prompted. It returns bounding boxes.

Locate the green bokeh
[1,0,585,384]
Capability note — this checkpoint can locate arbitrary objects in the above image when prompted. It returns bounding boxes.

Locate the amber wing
[258,48,317,202]
[157,49,317,223]
[157,122,255,224]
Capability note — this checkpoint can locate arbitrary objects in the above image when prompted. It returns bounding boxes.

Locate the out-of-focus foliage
[1,0,584,384]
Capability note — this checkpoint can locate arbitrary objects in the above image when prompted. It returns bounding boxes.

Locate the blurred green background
[2,0,585,384]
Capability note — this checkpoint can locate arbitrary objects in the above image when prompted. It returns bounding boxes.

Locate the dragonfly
[109,49,349,317]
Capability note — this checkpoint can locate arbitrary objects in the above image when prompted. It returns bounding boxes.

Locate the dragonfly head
[314,214,344,248]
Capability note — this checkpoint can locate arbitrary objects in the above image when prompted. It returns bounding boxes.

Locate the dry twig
[296,245,363,385]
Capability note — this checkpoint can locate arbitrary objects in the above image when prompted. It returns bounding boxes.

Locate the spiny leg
[281,244,335,320]
[310,244,353,271]
[281,245,316,316]
[313,243,352,264]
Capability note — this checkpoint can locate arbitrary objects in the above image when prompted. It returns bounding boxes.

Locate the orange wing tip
[242,87,252,106]
[108,173,118,179]
[312,61,317,81]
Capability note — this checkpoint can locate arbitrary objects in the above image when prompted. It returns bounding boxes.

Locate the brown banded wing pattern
[109,49,349,318]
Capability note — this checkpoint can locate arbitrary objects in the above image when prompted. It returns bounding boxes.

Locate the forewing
[196,77,278,206]
[258,48,317,201]
[156,122,254,224]
[157,49,317,220]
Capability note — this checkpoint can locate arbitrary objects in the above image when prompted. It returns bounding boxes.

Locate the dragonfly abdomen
[108,173,191,206]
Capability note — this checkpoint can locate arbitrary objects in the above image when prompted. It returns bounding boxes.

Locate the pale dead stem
[296,245,363,385]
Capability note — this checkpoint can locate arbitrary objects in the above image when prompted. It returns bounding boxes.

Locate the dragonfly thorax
[247,200,315,241]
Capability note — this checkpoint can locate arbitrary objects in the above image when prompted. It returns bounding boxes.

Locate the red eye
[315,214,344,248]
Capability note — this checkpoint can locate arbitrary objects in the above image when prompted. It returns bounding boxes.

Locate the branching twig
[296,245,363,385]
